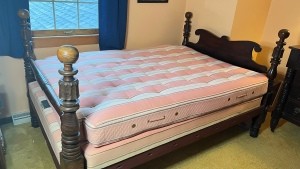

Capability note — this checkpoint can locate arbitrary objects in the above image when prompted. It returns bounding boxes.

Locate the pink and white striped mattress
[34,45,268,147]
[28,80,262,168]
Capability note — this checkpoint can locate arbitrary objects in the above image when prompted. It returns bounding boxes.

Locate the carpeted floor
[1,115,300,169]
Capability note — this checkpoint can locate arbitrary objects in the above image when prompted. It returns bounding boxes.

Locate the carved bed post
[182,12,193,46]
[57,46,84,169]
[250,29,290,137]
[18,9,39,128]
[270,60,296,131]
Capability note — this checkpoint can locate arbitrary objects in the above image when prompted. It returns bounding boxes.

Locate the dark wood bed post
[57,46,84,169]
[250,29,290,137]
[18,9,39,128]
[182,12,192,46]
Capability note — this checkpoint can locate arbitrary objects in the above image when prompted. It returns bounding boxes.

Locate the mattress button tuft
[132,124,136,128]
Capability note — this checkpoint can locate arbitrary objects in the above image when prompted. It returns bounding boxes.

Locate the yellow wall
[126,0,186,49]
[185,0,238,42]
[258,0,300,75]
[230,0,271,60]
[230,0,271,42]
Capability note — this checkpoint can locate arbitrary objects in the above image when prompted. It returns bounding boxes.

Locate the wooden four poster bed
[18,9,289,169]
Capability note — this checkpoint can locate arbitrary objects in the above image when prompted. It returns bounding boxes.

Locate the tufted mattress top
[34,45,268,147]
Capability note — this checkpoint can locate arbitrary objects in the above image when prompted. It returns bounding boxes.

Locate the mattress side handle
[148,116,166,123]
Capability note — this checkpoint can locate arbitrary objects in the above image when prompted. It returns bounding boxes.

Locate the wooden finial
[278,29,290,40]
[57,45,79,64]
[182,12,193,46]
[57,45,79,100]
[185,12,193,19]
[18,9,30,20]
[268,29,290,80]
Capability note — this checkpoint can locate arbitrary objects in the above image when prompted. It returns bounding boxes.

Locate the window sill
[33,34,99,48]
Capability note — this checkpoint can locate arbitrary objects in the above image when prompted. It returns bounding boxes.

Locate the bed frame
[18,10,289,169]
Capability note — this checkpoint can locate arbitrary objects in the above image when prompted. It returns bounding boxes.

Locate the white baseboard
[12,112,31,125]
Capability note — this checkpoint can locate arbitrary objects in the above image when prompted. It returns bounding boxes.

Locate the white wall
[0,57,28,117]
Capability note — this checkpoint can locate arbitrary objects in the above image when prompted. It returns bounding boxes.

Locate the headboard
[186,29,267,73]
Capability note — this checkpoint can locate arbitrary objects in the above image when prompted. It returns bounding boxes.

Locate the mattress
[28,81,262,168]
[34,45,268,147]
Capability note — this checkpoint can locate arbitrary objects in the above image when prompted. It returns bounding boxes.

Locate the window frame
[32,32,99,48]
[32,29,99,48]
[29,0,99,48]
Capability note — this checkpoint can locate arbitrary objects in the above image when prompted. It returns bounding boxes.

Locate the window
[29,0,99,47]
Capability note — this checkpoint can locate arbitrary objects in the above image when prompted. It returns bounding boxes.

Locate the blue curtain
[0,0,29,58]
[98,0,128,50]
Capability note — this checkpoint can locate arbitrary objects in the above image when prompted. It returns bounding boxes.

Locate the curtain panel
[98,0,128,50]
[0,0,29,58]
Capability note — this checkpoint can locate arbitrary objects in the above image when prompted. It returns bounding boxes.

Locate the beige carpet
[1,115,300,169]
